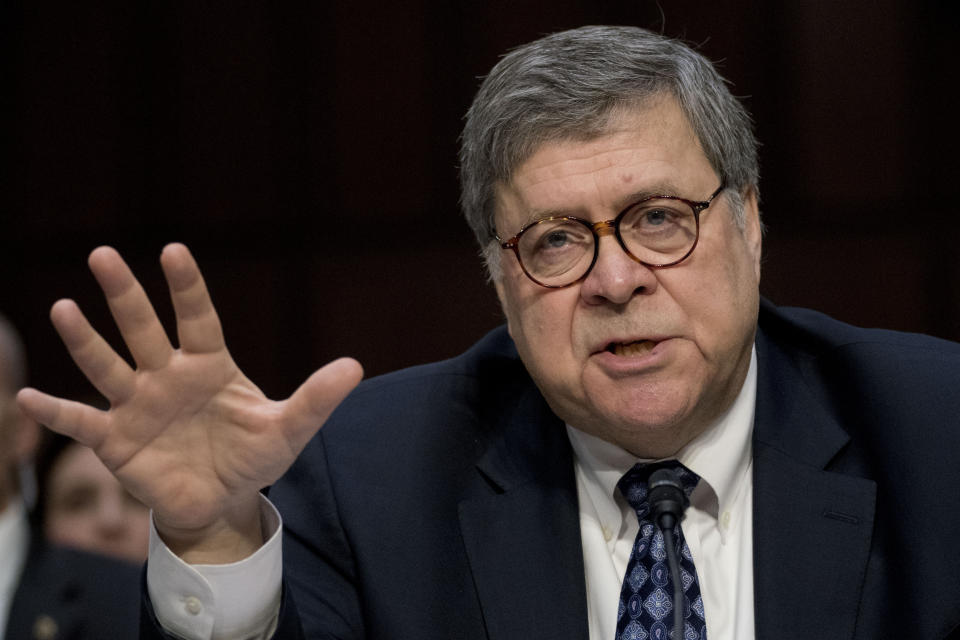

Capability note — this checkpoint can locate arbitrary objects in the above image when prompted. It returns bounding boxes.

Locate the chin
[612,405,692,436]
[600,370,693,416]
[584,388,702,455]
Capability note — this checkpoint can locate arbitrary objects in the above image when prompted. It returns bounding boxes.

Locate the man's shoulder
[331,324,528,422]
[311,324,539,470]
[759,298,960,368]
[757,298,960,433]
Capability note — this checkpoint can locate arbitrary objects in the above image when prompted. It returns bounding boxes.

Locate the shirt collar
[567,345,756,528]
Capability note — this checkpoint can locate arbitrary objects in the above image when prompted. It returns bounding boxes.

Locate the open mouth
[606,340,656,357]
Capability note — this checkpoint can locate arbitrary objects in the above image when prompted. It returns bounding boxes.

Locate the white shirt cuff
[146,495,283,640]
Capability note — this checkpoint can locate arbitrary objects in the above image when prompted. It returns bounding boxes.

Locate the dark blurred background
[2,1,957,400]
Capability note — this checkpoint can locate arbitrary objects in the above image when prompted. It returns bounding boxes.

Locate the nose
[579,231,658,305]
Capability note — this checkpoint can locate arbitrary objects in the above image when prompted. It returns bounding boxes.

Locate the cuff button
[184,596,203,615]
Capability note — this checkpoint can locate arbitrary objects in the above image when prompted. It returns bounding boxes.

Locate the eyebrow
[515,181,687,228]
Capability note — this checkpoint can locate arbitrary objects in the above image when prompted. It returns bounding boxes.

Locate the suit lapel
[458,384,589,640]
[752,327,876,639]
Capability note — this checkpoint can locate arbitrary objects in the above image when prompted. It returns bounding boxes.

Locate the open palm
[17,244,362,557]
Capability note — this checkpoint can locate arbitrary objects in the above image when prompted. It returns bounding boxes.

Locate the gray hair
[459,25,759,277]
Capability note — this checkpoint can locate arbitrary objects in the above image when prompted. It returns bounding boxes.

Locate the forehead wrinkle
[518,143,688,192]
[519,142,646,186]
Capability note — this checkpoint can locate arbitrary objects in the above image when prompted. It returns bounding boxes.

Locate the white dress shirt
[568,347,757,640]
[0,499,31,637]
[150,348,757,639]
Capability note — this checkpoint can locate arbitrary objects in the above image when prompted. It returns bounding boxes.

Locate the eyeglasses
[497,184,725,288]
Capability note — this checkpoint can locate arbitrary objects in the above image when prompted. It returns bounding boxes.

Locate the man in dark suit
[16,26,960,639]
[0,313,140,640]
[267,299,960,639]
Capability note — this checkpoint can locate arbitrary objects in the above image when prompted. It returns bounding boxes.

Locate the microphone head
[648,468,688,526]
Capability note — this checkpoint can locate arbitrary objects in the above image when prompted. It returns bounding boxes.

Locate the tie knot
[616,461,700,516]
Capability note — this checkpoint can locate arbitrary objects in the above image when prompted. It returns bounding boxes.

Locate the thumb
[282,357,364,448]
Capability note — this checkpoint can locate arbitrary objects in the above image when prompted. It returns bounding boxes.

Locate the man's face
[493,97,762,458]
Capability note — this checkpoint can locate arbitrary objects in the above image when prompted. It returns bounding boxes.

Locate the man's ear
[493,279,514,339]
[742,186,763,281]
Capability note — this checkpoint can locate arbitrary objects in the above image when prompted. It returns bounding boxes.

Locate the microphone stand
[649,468,688,640]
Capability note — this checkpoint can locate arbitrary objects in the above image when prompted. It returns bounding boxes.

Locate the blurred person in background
[0,312,140,640]
[34,429,151,564]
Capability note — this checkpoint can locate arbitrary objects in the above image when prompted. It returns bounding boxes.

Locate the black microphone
[649,467,689,640]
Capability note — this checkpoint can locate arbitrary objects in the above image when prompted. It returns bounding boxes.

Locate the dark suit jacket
[145,300,960,639]
[8,534,141,640]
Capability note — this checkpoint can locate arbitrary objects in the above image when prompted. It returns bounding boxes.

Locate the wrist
[156,494,265,564]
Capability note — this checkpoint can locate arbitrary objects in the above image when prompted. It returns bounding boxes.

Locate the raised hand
[17,243,363,562]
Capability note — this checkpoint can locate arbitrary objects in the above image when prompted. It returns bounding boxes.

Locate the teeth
[612,340,655,357]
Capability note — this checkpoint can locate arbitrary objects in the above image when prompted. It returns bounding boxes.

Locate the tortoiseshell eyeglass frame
[496,184,726,288]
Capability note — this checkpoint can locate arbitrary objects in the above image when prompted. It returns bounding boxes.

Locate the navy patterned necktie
[615,461,707,640]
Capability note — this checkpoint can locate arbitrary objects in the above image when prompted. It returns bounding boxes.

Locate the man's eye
[644,209,669,226]
[544,230,569,248]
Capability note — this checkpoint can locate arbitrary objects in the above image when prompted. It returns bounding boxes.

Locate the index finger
[160,243,227,354]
